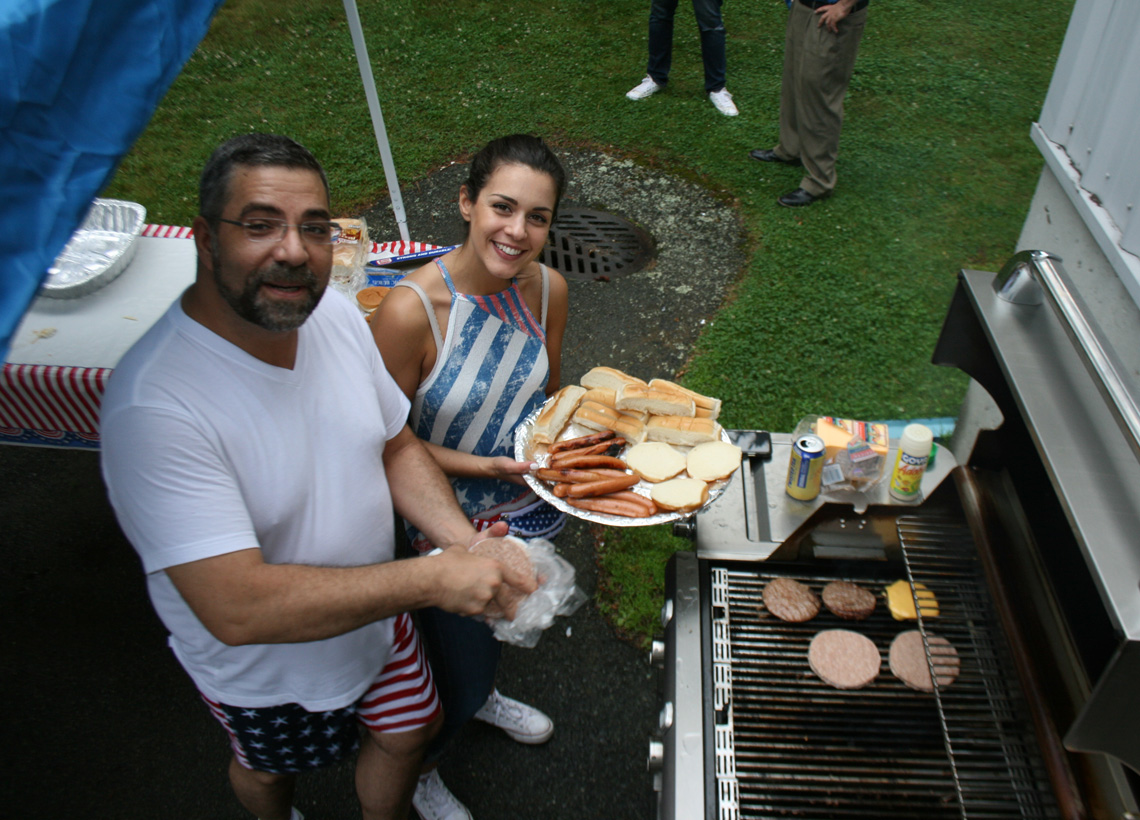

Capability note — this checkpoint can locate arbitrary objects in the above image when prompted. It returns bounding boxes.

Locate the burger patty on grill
[762,577,820,623]
[822,580,877,620]
[889,630,961,692]
[808,629,882,689]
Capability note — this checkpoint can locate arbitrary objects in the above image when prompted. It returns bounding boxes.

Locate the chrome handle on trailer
[995,249,1140,463]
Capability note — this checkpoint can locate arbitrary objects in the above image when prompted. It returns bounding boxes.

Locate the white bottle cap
[899,423,934,456]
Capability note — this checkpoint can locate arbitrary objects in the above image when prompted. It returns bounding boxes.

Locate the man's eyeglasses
[215,217,343,244]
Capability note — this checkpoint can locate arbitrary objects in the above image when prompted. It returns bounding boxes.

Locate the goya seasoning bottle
[889,423,933,502]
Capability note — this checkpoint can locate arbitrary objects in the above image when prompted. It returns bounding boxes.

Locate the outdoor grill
[648,251,1140,820]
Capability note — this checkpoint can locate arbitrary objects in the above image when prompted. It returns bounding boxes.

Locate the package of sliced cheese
[792,414,889,493]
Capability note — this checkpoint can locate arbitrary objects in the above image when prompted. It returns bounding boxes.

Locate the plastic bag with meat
[481,537,587,648]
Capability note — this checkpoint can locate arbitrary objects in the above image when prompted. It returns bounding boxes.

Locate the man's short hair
[199,134,330,220]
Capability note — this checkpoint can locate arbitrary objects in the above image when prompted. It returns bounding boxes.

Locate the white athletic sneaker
[473,689,554,744]
[626,75,663,101]
[412,770,472,820]
[708,88,739,116]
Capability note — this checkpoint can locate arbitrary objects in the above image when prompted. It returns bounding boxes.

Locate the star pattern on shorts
[222,702,360,775]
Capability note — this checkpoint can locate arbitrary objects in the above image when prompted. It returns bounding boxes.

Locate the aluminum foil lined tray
[42,198,147,299]
[514,403,734,527]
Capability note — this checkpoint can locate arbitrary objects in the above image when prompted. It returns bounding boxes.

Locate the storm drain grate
[540,207,655,280]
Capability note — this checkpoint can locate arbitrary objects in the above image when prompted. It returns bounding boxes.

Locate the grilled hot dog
[547,441,612,465]
[548,430,617,454]
[565,475,640,498]
[547,454,627,471]
[567,497,656,518]
[535,467,628,484]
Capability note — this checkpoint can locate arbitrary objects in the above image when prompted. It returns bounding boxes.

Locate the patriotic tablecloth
[2,227,433,448]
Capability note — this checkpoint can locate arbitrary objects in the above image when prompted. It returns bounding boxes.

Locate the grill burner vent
[539,207,654,280]
[713,515,1059,820]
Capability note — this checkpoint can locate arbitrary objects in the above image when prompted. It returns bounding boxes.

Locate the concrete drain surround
[540,207,655,280]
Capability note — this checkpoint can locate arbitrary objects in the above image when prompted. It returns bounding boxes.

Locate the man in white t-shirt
[100,133,534,820]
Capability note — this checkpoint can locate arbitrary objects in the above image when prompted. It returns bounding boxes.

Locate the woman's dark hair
[199,133,330,220]
[463,134,567,217]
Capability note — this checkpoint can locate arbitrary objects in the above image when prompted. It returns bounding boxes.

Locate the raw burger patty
[808,629,881,690]
[762,577,820,623]
[822,580,876,620]
[470,536,535,619]
[889,630,961,692]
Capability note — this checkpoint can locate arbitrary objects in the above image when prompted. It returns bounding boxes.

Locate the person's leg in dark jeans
[691,0,726,92]
[417,606,500,761]
[646,0,680,86]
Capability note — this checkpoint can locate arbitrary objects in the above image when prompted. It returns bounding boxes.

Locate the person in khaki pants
[749,0,868,207]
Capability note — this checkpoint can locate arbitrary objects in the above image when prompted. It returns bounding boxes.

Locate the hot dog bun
[645,415,723,446]
[647,378,722,420]
[571,400,647,444]
[581,388,617,408]
[650,477,709,512]
[531,385,587,444]
[580,366,647,393]
[685,440,742,482]
[615,384,696,417]
[624,441,687,482]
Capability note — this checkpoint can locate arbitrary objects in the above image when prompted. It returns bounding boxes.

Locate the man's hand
[428,544,538,619]
[816,0,855,33]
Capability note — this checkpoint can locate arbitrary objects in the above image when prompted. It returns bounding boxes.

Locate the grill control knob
[649,639,666,668]
[658,701,674,731]
[647,740,664,773]
[660,599,674,627]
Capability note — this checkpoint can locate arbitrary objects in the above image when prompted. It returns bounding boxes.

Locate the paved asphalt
[0,148,744,819]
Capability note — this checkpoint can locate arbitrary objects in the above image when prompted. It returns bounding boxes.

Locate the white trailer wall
[1017,0,1140,382]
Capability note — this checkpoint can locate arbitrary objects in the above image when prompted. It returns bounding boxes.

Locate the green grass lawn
[104,0,1076,645]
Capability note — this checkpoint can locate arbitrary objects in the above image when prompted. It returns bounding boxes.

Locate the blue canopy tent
[0,0,224,362]
[0,0,408,363]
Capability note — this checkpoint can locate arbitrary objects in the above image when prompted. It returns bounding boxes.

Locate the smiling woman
[369,133,571,817]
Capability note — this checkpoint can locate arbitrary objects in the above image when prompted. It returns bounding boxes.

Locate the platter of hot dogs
[514,367,743,526]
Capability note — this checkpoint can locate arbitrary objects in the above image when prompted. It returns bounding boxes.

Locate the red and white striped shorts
[355,611,441,731]
[201,612,440,774]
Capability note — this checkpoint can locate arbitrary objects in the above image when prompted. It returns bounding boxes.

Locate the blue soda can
[786,434,825,501]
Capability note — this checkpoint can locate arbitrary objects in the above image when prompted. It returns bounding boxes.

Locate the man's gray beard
[210,244,325,332]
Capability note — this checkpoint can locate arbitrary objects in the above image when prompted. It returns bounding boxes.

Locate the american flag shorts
[201,612,441,774]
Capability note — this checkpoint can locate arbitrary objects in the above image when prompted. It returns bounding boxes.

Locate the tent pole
[342,0,410,243]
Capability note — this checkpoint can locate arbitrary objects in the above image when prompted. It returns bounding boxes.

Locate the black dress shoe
[777,188,821,207]
[749,148,802,166]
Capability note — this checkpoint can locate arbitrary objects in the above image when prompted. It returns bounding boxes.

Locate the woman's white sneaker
[473,689,554,744]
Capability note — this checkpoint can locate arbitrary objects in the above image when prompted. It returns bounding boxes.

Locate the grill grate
[538,207,654,280]
[713,514,1060,820]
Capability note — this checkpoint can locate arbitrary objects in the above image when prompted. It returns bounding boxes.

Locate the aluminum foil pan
[514,402,735,527]
[42,198,147,299]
